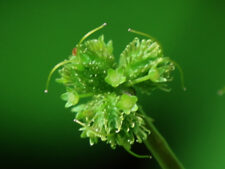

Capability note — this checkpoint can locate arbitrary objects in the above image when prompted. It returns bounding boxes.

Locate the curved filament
[79,23,107,45]
[125,147,152,159]
[128,28,162,49]
[44,60,72,93]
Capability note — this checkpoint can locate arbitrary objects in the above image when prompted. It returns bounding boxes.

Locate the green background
[1,0,225,168]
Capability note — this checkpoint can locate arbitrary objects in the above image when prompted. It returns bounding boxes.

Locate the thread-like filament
[79,23,107,45]
[125,147,152,159]
[44,60,72,93]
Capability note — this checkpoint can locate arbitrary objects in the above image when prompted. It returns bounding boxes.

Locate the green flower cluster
[45,24,175,153]
[105,36,175,94]
[72,93,149,150]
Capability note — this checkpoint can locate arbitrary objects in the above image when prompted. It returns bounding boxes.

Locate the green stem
[79,93,93,98]
[143,119,185,169]
[128,74,151,86]
[124,148,152,159]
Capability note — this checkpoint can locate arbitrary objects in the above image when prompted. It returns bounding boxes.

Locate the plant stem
[128,74,151,86]
[143,120,185,169]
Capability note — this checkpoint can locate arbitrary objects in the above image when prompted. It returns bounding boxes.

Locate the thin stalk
[128,28,163,51]
[78,23,107,45]
[128,74,151,86]
[124,148,152,159]
[44,60,72,93]
[143,116,185,169]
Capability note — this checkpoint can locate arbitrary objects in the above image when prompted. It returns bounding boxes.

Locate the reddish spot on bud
[72,48,77,56]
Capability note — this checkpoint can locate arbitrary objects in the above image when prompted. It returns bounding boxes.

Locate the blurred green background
[1,0,225,168]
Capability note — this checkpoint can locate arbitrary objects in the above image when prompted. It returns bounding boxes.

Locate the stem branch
[143,119,185,169]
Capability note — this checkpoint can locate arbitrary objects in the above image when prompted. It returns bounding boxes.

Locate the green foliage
[45,24,175,156]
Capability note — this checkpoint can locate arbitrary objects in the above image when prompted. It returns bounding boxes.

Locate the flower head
[45,24,177,156]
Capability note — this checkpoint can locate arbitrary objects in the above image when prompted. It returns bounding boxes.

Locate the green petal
[148,67,160,82]
[105,68,126,87]
[117,94,138,114]
[61,91,79,108]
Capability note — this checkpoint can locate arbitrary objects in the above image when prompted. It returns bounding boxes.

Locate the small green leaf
[105,68,126,87]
